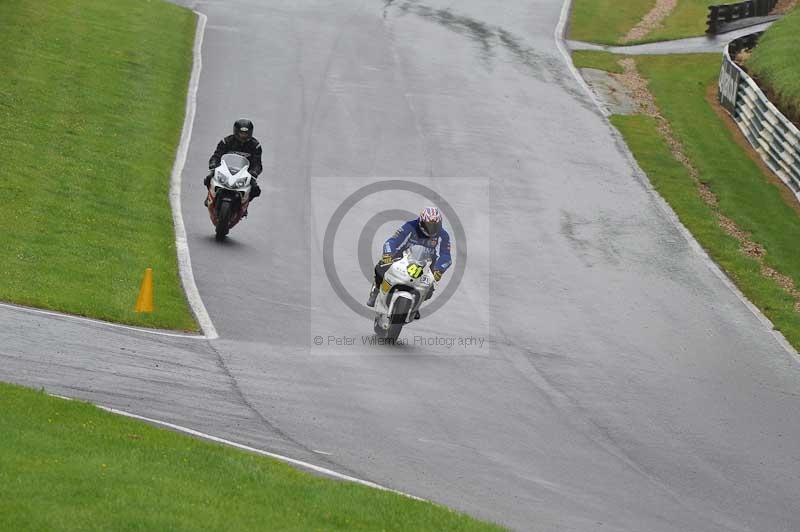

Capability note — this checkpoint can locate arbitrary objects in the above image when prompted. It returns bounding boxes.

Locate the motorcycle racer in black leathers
[204,118,263,203]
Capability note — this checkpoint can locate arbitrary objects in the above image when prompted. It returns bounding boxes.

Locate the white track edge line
[100,406,427,498]
[46,392,424,501]
[554,0,609,117]
[0,302,205,340]
[554,0,798,359]
[170,11,218,340]
[47,394,423,500]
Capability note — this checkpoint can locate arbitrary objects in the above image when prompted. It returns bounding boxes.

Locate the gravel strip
[770,0,797,15]
[621,0,678,43]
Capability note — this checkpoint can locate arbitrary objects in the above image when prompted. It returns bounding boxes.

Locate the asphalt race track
[3,1,800,530]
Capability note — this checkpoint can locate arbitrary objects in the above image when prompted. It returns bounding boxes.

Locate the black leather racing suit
[207,135,263,199]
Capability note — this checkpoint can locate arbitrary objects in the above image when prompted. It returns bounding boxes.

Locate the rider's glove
[204,170,214,187]
[381,254,394,266]
[432,270,443,282]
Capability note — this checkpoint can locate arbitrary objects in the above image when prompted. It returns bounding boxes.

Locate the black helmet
[233,118,254,142]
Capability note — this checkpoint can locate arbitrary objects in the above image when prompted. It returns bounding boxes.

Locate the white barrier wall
[719,35,800,199]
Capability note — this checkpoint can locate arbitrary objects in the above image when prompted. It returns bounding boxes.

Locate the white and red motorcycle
[206,153,255,241]
[373,245,436,342]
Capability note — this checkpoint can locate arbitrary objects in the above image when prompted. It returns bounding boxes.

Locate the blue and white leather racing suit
[374,219,452,286]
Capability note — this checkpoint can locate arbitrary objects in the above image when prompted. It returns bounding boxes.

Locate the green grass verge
[0,382,504,531]
[584,51,800,347]
[568,0,655,44]
[746,8,800,123]
[611,113,798,342]
[645,0,717,43]
[569,0,717,45]
[571,50,624,73]
[0,0,197,330]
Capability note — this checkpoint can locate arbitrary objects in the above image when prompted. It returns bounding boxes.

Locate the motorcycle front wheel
[215,200,232,241]
[386,297,411,342]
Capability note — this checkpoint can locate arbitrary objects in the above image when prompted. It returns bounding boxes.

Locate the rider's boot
[413,310,421,320]
[366,284,378,307]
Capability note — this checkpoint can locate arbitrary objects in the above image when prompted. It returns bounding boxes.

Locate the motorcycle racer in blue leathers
[366,207,452,314]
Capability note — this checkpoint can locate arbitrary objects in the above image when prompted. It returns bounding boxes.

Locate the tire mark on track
[204,340,368,478]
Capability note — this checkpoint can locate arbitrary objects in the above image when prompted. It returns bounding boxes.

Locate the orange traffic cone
[135,268,154,313]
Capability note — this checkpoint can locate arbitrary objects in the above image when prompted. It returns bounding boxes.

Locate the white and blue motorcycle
[373,245,436,341]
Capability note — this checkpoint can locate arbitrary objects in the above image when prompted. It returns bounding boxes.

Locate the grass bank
[568,0,654,44]
[0,383,503,531]
[0,0,197,330]
[569,0,717,45]
[572,50,625,73]
[575,50,800,349]
[746,8,800,124]
[645,0,717,43]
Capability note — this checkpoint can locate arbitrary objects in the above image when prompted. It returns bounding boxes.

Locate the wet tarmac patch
[578,68,637,115]
[385,0,596,111]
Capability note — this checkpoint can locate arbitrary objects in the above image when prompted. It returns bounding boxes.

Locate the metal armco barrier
[707,0,778,34]
[718,32,800,198]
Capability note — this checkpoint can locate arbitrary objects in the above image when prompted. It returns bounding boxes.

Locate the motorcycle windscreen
[407,244,435,265]
[221,153,249,175]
